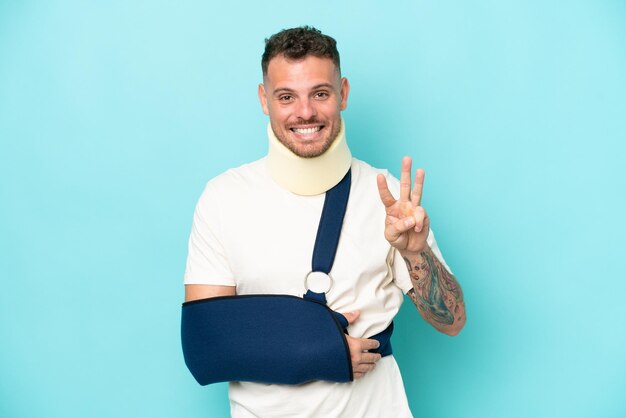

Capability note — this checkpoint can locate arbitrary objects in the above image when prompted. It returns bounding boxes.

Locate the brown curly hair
[261,26,341,77]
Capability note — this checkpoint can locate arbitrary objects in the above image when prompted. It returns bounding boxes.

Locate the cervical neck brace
[267,119,352,196]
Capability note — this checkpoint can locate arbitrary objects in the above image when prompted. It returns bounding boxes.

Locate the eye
[314,91,330,99]
[278,95,293,103]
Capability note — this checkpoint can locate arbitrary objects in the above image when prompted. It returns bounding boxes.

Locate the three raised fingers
[377,158,425,209]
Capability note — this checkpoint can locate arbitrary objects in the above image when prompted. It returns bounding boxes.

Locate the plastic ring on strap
[304,271,334,294]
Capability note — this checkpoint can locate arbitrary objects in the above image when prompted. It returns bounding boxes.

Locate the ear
[258,83,269,115]
[339,77,350,111]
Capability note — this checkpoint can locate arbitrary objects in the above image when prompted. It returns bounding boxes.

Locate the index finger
[359,338,381,351]
[377,174,397,208]
[358,338,380,351]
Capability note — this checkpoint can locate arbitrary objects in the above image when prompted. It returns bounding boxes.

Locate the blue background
[1,1,625,417]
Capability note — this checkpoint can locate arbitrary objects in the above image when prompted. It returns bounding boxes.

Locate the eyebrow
[272,83,335,96]
[272,87,295,95]
[310,83,334,90]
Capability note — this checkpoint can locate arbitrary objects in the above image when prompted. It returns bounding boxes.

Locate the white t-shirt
[184,158,450,417]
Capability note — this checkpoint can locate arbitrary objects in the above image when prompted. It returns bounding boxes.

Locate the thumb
[342,310,361,325]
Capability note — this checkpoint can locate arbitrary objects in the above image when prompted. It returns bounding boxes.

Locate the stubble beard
[271,119,341,159]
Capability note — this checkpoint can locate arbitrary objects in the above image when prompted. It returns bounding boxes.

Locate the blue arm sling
[181,170,394,385]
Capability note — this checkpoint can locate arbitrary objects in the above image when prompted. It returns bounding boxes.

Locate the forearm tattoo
[404,247,465,329]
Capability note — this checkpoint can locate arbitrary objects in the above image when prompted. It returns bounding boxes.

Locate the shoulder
[206,157,267,188]
[193,158,270,216]
[351,158,400,194]
[200,157,268,197]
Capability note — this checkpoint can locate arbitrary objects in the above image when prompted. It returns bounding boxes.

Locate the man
[184,26,466,417]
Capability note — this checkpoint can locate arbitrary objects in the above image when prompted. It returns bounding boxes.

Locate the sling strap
[304,169,393,357]
[312,169,351,274]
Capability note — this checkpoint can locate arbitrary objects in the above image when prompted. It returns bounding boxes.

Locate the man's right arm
[183,285,380,380]
[185,284,236,302]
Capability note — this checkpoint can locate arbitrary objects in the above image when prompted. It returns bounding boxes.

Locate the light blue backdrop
[1,1,625,417]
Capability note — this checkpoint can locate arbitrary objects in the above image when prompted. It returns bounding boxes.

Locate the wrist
[399,243,430,258]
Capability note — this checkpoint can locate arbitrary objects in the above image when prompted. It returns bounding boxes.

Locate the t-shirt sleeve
[381,171,453,293]
[183,182,236,286]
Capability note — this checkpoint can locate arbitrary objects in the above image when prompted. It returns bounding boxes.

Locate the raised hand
[376,156,429,254]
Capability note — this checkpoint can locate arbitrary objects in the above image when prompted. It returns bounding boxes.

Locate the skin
[258,55,349,158]
[377,157,466,336]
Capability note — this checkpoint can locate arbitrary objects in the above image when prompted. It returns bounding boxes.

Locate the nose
[294,98,317,120]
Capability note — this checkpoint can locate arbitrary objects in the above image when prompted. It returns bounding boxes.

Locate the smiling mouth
[290,126,323,134]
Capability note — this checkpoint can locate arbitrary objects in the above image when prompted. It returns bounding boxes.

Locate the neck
[266,119,352,196]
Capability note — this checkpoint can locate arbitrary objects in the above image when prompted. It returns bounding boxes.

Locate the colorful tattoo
[404,247,465,329]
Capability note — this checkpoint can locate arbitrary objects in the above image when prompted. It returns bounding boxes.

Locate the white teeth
[292,126,321,134]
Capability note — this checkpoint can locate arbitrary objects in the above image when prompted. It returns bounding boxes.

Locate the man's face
[258,55,350,158]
